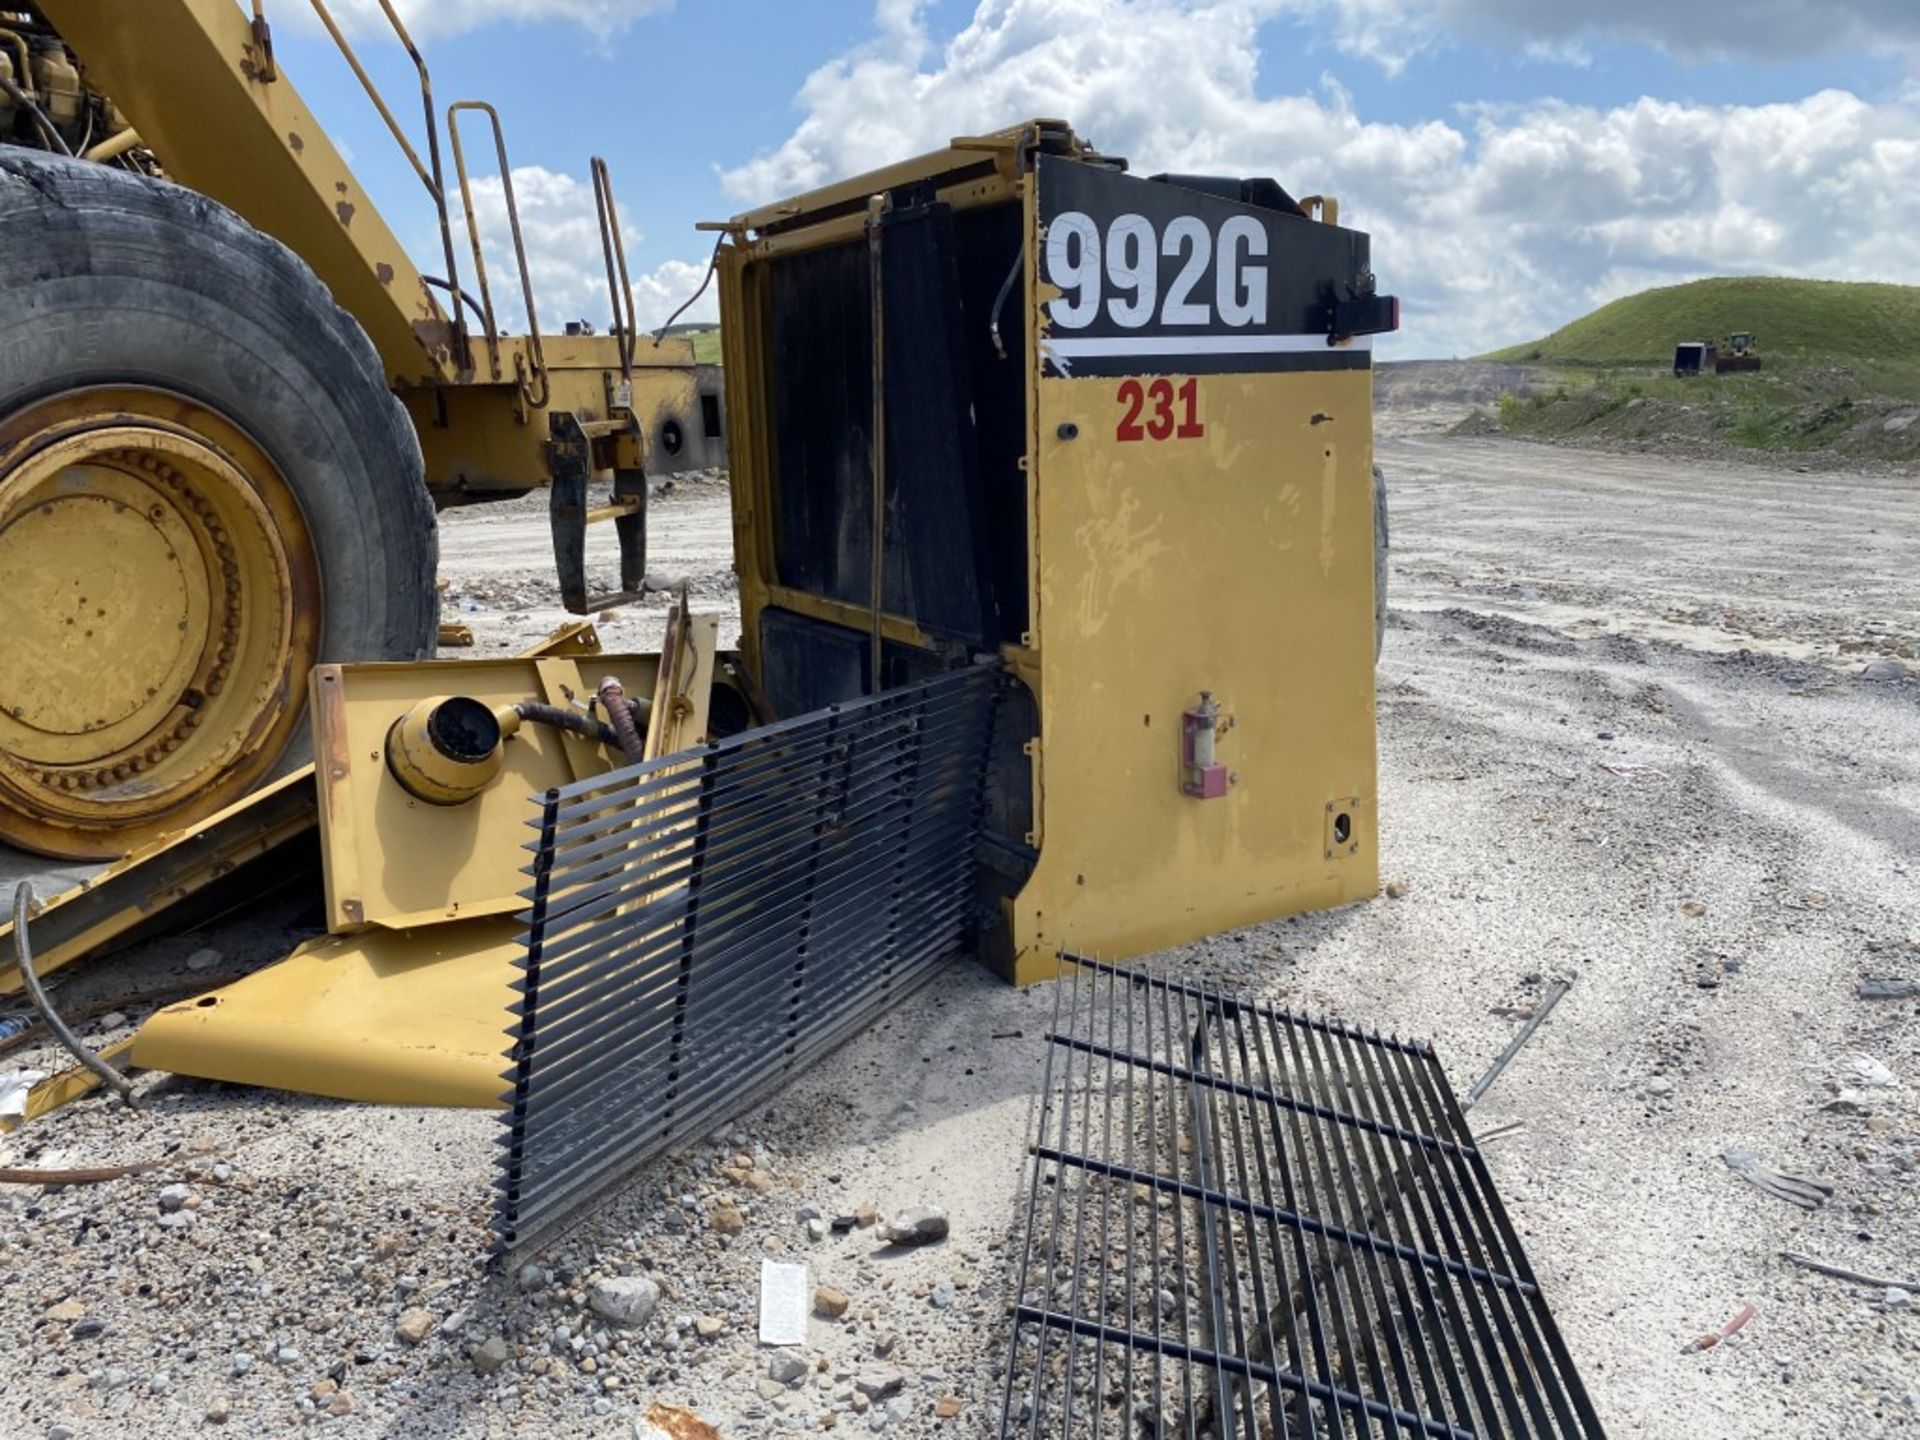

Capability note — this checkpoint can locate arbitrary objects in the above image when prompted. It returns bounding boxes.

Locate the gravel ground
[2,396,1917,1438]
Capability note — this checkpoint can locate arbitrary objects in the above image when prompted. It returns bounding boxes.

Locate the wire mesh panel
[496,665,1003,1252]
[1002,959,1605,1440]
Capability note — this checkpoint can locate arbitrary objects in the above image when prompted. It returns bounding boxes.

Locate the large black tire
[1373,462,1389,661]
[0,147,435,854]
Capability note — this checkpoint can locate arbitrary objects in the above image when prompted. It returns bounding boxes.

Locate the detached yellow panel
[1011,368,1379,981]
[131,919,520,1108]
[312,655,660,931]
[0,768,315,997]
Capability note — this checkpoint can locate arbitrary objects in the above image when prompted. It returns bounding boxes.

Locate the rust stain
[375,263,395,286]
[287,131,305,154]
[411,317,457,367]
[641,1403,725,1440]
[335,201,356,229]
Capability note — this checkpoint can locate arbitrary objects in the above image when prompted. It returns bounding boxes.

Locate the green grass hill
[657,322,723,364]
[1484,276,1920,372]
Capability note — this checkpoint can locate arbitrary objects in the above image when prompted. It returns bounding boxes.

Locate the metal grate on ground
[495,664,1003,1253]
[1001,959,1605,1439]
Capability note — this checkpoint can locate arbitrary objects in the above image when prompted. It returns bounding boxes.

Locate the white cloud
[1415,0,1920,63]
[451,165,715,338]
[630,256,721,333]
[1318,0,1920,72]
[719,0,1920,357]
[283,0,672,43]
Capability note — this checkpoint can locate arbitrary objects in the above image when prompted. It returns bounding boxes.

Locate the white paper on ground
[758,1258,809,1345]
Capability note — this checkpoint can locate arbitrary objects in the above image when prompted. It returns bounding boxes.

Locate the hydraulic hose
[595,677,648,764]
[9,882,136,1105]
[0,73,72,156]
[511,701,622,750]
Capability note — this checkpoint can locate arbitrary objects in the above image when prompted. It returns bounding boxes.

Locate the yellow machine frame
[718,124,1384,985]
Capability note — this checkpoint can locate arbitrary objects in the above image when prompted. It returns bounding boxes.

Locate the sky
[267,0,1920,358]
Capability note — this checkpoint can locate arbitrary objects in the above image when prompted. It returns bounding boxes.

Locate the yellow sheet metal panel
[0,624,610,995]
[1004,152,1391,982]
[38,0,455,388]
[1010,368,1379,981]
[311,654,661,932]
[131,919,519,1108]
[0,768,316,997]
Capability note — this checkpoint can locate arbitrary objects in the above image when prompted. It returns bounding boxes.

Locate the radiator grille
[496,665,1002,1252]
[1002,959,1604,1439]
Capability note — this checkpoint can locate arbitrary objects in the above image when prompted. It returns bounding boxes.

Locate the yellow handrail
[590,156,637,381]
[296,0,471,369]
[448,100,549,409]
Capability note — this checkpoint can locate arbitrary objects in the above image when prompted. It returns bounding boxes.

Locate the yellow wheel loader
[0,0,722,860]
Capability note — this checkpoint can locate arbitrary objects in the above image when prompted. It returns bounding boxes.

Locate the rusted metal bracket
[547,410,650,615]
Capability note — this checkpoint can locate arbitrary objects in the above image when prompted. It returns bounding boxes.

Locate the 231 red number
[1115,377,1204,442]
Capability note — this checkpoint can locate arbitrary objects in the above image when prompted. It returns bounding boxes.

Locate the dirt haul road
[2,432,1916,1440]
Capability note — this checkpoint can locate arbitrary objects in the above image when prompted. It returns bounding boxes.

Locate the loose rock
[588,1274,662,1328]
[394,1308,435,1346]
[1847,1055,1899,1089]
[472,1335,512,1374]
[815,1286,851,1319]
[710,1203,746,1236]
[883,1206,949,1247]
[767,1349,810,1385]
[856,1369,906,1401]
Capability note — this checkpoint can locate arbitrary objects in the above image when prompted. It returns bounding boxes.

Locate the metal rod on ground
[9,882,137,1105]
[1780,1251,1920,1292]
[1465,979,1571,1109]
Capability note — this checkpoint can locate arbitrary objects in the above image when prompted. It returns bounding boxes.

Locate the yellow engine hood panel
[131,918,518,1108]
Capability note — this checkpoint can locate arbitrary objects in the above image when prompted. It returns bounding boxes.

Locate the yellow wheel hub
[0,389,320,859]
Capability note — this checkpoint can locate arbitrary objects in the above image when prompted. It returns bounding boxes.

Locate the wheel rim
[0,388,320,859]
